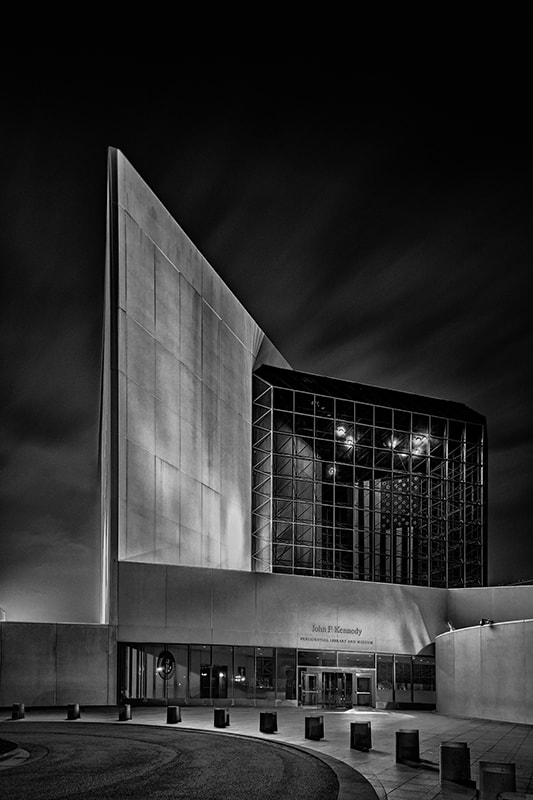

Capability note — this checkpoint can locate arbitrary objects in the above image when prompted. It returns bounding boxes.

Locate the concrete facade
[118,562,448,654]
[100,148,289,618]
[0,623,116,706]
[447,585,533,628]
[436,619,533,724]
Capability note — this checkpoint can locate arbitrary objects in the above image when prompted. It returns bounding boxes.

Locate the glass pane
[233,646,255,703]
[255,647,275,700]
[166,645,188,702]
[376,654,394,703]
[413,657,436,703]
[297,650,336,667]
[337,652,374,668]
[394,656,412,703]
[276,648,297,701]
[212,645,233,699]
[189,644,211,700]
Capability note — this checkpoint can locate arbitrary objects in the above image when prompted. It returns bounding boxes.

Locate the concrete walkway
[3,705,533,800]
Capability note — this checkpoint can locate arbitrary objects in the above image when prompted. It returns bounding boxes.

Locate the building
[1,148,532,723]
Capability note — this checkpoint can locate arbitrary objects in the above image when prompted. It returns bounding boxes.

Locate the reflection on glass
[252,370,485,588]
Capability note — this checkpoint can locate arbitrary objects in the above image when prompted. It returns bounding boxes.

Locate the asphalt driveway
[0,722,339,800]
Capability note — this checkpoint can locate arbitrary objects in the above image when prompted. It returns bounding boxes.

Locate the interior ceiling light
[336,425,347,438]
[345,435,354,446]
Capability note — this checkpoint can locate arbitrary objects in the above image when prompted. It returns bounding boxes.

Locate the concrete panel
[155,400,180,467]
[436,620,533,724]
[435,631,455,713]
[125,507,155,560]
[186,245,205,296]
[201,258,225,318]
[220,284,249,345]
[202,485,221,541]
[155,459,181,525]
[126,317,155,395]
[116,205,127,312]
[120,155,191,287]
[219,404,251,501]
[179,473,202,535]
[56,625,112,705]
[179,277,202,376]
[118,370,127,438]
[0,623,115,707]
[179,363,203,441]
[447,586,533,629]
[117,563,167,629]
[481,622,524,722]
[155,343,180,413]
[126,442,155,517]
[525,623,533,723]
[454,626,482,718]
[164,565,213,641]
[125,212,155,333]
[154,248,180,358]
[126,379,155,453]
[211,570,259,639]
[0,623,57,706]
[201,304,221,395]
[153,514,180,564]
[179,525,203,566]
[202,384,219,443]
[220,496,250,571]
[202,533,222,569]
[220,325,251,419]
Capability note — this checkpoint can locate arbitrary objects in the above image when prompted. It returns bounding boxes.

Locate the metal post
[440,741,471,784]
[396,729,419,763]
[67,703,80,720]
[11,703,25,720]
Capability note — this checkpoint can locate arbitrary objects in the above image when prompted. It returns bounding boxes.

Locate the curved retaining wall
[436,618,533,724]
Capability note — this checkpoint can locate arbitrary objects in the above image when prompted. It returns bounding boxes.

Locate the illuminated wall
[100,149,289,621]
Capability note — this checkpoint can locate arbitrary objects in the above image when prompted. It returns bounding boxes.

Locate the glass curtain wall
[119,644,297,705]
[252,368,485,588]
[119,644,435,706]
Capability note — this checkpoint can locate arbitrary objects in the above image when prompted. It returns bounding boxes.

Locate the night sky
[2,63,532,622]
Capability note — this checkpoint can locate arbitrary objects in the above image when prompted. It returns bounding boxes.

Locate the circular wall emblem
[156,650,176,681]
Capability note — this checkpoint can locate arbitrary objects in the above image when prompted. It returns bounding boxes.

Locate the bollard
[11,703,25,720]
[214,708,226,728]
[305,716,324,741]
[225,711,230,727]
[478,761,516,800]
[118,704,132,721]
[167,705,181,724]
[351,721,372,751]
[396,729,420,763]
[440,741,471,785]
[259,711,278,734]
[67,703,80,720]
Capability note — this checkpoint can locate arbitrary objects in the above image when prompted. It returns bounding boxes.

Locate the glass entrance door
[322,672,354,708]
[355,674,373,706]
[301,672,319,706]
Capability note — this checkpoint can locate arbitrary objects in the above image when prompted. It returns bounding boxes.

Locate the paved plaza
[2,705,533,800]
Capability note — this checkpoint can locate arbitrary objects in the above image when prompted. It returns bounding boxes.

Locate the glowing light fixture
[336,425,347,438]
[386,436,400,449]
[345,435,354,447]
